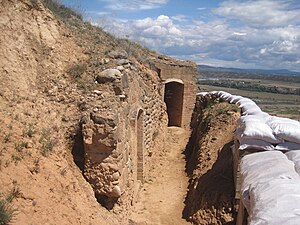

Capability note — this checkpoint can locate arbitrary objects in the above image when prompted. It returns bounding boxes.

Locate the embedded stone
[96,69,122,83]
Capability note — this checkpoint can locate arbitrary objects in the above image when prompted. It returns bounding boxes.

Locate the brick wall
[154,60,198,129]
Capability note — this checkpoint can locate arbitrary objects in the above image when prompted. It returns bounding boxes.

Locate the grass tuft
[0,200,16,225]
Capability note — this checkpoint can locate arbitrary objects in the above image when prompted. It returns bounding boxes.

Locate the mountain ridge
[198,64,300,76]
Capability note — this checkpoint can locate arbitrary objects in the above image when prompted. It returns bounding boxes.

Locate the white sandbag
[286,151,300,175]
[240,151,299,211]
[229,95,243,104]
[209,91,218,95]
[239,138,274,151]
[196,92,209,96]
[222,94,232,101]
[241,151,298,194]
[276,142,300,151]
[238,101,258,109]
[242,108,264,116]
[237,115,268,125]
[267,116,300,127]
[272,123,300,144]
[239,120,282,144]
[248,179,300,225]
[236,97,256,106]
[217,91,229,97]
[240,104,261,113]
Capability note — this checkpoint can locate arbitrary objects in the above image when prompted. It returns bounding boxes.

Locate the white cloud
[93,0,300,72]
[99,0,168,11]
[171,15,187,22]
[214,0,300,28]
[233,32,247,36]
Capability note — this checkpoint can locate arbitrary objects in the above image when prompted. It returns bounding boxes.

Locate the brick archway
[164,81,184,127]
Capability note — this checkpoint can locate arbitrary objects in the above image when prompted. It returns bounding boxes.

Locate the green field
[199,84,300,120]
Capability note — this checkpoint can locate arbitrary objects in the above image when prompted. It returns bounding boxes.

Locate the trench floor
[130,127,191,225]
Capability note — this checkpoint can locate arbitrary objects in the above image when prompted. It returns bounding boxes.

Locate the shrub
[67,63,87,79]
[3,133,11,143]
[41,0,82,20]
[23,124,36,138]
[0,200,15,225]
[39,129,57,156]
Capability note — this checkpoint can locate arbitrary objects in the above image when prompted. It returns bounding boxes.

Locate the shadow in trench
[183,141,236,223]
[71,126,85,172]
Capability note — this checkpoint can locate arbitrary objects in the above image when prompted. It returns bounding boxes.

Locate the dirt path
[130,127,191,225]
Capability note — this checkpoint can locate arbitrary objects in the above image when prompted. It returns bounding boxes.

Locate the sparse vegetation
[23,124,36,138]
[41,0,82,20]
[14,142,28,152]
[30,0,39,9]
[60,167,67,176]
[3,133,11,143]
[0,199,15,225]
[31,158,40,174]
[67,63,87,79]
[11,154,22,164]
[6,187,21,203]
[39,129,57,156]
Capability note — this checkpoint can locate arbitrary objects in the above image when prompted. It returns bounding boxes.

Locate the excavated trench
[130,96,239,224]
[182,96,239,224]
[70,95,239,224]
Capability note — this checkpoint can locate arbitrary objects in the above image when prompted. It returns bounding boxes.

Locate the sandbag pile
[240,151,300,225]
[197,91,300,151]
[197,91,300,224]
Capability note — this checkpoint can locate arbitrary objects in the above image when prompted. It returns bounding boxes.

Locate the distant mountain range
[198,65,300,76]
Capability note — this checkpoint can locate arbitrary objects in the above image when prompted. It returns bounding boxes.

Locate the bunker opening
[164,81,184,127]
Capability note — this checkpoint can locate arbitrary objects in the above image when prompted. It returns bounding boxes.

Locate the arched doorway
[136,109,144,182]
[164,80,184,127]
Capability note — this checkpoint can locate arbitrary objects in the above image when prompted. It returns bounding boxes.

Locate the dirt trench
[130,97,239,225]
[183,97,239,224]
[130,127,191,225]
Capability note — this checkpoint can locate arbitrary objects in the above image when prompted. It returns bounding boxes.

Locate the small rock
[110,185,121,198]
[112,180,119,185]
[116,66,124,71]
[117,59,130,65]
[112,172,120,180]
[118,94,126,100]
[96,69,122,83]
[93,90,102,95]
[108,50,128,59]
[108,163,119,172]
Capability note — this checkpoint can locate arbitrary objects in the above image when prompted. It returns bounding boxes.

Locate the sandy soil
[183,100,239,225]
[130,127,191,225]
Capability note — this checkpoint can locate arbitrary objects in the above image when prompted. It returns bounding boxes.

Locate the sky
[60,0,300,72]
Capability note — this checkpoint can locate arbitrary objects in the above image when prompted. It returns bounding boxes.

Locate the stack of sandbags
[266,116,300,151]
[240,151,300,217]
[236,114,282,151]
[249,179,300,224]
[196,91,300,151]
[286,151,300,174]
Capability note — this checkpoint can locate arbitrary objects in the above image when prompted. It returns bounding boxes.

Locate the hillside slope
[0,0,169,224]
[0,0,124,224]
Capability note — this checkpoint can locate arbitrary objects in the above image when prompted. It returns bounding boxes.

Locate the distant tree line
[198,79,300,96]
[199,71,300,83]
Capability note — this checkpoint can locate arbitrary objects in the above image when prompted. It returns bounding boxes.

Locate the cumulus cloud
[94,0,300,72]
[214,0,300,28]
[99,0,168,11]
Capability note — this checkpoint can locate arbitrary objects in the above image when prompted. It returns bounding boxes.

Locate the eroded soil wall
[184,95,240,225]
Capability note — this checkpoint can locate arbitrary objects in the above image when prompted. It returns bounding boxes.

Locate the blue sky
[60,0,300,72]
